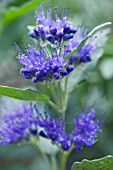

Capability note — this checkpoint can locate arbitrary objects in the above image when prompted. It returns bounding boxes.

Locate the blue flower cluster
[30,4,77,44]
[35,109,72,151]
[65,27,98,63]
[0,104,37,145]
[71,108,101,150]
[16,43,74,82]
[16,5,99,83]
[0,104,101,151]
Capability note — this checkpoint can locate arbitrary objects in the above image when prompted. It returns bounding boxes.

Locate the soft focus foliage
[0,0,113,170]
[71,156,113,170]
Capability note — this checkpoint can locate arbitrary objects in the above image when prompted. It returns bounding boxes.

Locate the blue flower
[0,104,38,145]
[0,103,101,151]
[65,27,98,63]
[35,109,72,151]
[29,4,77,44]
[16,42,74,82]
[0,103,72,150]
[71,108,101,151]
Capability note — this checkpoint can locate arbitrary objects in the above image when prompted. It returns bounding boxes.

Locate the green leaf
[71,155,113,170]
[66,22,111,58]
[61,49,103,93]
[1,0,45,27]
[0,86,59,111]
[0,86,49,101]
[0,0,49,64]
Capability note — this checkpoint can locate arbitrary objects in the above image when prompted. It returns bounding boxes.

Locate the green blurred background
[0,0,113,169]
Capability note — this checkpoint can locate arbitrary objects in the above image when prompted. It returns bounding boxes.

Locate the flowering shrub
[0,3,111,170]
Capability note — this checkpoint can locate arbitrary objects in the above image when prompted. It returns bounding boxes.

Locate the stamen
[49,45,53,56]
[54,7,58,20]
[47,10,51,19]
[37,3,44,18]
[54,47,58,56]
[28,36,33,47]
[88,33,98,44]
[37,41,40,51]
[22,41,28,52]
[14,43,23,54]
[43,47,51,58]
[62,8,65,20]
[49,5,52,15]
[65,7,69,17]
[38,3,43,13]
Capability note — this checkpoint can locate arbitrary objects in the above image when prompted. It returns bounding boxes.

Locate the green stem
[59,152,68,170]
[57,81,67,120]
[62,76,69,120]
[30,136,52,170]
[58,81,63,108]
[37,145,51,170]
[51,155,58,170]
[59,146,74,170]
[48,77,70,170]
[49,84,61,107]
[64,77,68,98]
[48,80,67,118]
[48,100,60,112]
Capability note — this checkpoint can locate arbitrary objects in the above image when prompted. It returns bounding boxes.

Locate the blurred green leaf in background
[71,156,113,170]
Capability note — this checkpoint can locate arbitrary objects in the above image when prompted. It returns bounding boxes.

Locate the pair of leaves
[71,155,113,170]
